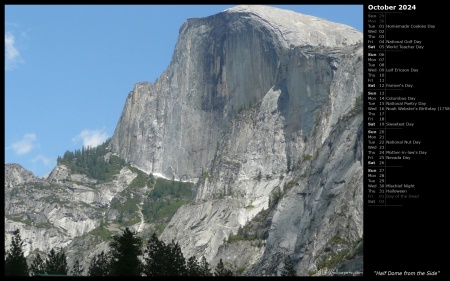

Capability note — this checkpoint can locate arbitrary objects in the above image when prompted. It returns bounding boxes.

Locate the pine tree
[29,253,46,276]
[143,233,167,276]
[44,248,68,275]
[5,229,29,276]
[214,258,233,276]
[199,256,212,276]
[71,259,84,276]
[281,255,296,276]
[109,227,143,276]
[167,240,187,276]
[186,256,202,276]
[88,251,111,276]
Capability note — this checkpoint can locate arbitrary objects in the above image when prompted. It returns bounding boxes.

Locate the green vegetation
[57,139,193,230]
[281,255,296,276]
[142,232,225,276]
[347,238,363,259]
[201,172,212,179]
[155,200,186,218]
[353,94,363,114]
[142,177,193,224]
[227,225,265,245]
[9,226,235,276]
[269,188,283,206]
[311,116,320,137]
[127,166,154,189]
[110,195,139,215]
[57,139,125,182]
[71,260,83,276]
[149,178,193,199]
[317,249,349,271]
[225,186,283,247]
[236,266,247,275]
[20,216,34,226]
[329,235,345,245]
[104,155,127,180]
[41,195,63,205]
[214,259,233,276]
[286,180,296,188]
[34,221,54,229]
[253,208,270,222]
[340,94,363,123]
[143,199,188,223]
[5,229,29,276]
[88,250,111,276]
[109,228,143,276]
[88,227,113,241]
[110,172,157,220]
[292,153,313,171]
[153,223,167,236]
[31,181,61,191]
[29,248,69,276]
[315,235,362,271]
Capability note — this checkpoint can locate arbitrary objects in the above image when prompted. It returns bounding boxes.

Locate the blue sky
[5,5,363,178]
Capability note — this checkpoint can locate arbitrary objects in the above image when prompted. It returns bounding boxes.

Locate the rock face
[4,163,36,188]
[160,44,363,275]
[109,5,362,181]
[4,163,138,273]
[111,4,363,275]
[5,5,363,276]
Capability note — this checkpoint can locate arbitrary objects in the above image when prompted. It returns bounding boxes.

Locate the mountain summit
[223,5,361,48]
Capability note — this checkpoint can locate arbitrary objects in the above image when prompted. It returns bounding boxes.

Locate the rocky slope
[5,5,363,276]
[4,159,195,274]
[5,162,132,271]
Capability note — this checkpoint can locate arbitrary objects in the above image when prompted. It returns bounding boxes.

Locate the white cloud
[31,154,52,166]
[5,32,23,70]
[73,129,109,148]
[11,133,37,155]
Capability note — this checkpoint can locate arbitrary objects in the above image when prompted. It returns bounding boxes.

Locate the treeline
[56,139,125,181]
[4,228,235,276]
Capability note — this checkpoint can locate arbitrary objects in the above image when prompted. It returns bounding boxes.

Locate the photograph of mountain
[5,5,363,276]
